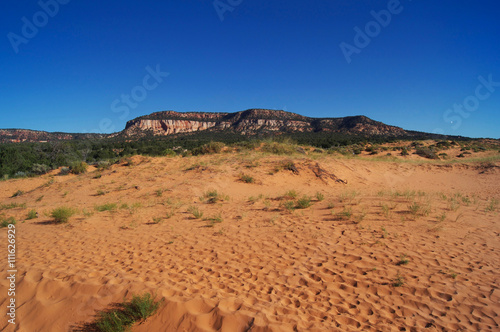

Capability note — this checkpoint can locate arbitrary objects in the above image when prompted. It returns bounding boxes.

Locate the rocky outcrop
[122,109,409,137]
[0,129,107,143]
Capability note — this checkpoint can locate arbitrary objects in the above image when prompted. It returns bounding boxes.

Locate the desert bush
[0,217,16,228]
[11,190,24,198]
[71,162,88,174]
[51,207,76,223]
[200,190,229,204]
[400,147,409,156]
[415,147,439,159]
[296,196,312,209]
[95,203,117,212]
[95,292,162,332]
[27,210,37,220]
[238,173,255,183]
[59,167,71,175]
[32,163,50,175]
[191,141,225,155]
[14,171,27,178]
[261,142,296,155]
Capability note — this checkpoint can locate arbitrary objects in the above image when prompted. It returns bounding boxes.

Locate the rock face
[0,129,106,143]
[123,109,409,137]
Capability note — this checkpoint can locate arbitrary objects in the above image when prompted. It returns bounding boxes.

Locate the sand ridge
[0,151,499,331]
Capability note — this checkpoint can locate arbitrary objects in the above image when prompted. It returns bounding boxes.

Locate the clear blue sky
[1,0,499,138]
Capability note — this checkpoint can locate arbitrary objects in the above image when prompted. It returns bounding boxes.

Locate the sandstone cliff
[122,109,408,137]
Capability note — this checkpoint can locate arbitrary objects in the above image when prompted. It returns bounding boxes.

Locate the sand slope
[1,151,499,331]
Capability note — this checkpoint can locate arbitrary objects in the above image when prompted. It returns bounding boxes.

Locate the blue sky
[1,0,499,138]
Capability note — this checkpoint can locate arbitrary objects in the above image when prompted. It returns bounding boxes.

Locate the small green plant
[397,254,410,266]
[327,201,335,209]
[336,207,352,220]
[200,190,229,204]
[437,212,446,223]
[59,167,71,175]
[70,161,88,175]
[354,211,366,224]
[11,190,24,198]
[238,173,255,183]
[315,192,325,201]
[282,200,295,212]
[381,226,389,238]
[36,195,44,202]
[296,195,312,209]
[97,189,106,196]
[0,217,16,228]
[393,272,405,287]
[188,206,204,219]
[95,203,117,212]
[485,198,499,212]
[51,207,76,224]
[283,190,298,199]
[381,204,390,218]
[408,201,421,216]
[94,292,163,332]
[27,210,37,220]
[152,217,163,224]
[155,189,164,197]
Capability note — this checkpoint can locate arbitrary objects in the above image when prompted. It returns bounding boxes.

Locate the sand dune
[1,149,499,331]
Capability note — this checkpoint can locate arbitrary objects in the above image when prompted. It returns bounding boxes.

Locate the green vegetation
[95,203,118,212]
[315,192,325,201]
[295,195,312,209]
[200,190,229,204]
[71,161,88,174]
[51,207,76,223]
[0,216,16,228]
[11,190,24,198]
[27,209,37,220]
[238,173,255,183]
[0,202,27,210]
[393,272,405,287]
[187,206,204,219]
[485,198,499,212]
[94,292,163,332]
[397,254,410,266]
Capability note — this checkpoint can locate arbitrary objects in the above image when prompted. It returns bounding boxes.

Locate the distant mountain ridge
[0,109,460,143]
[122,109,410,137]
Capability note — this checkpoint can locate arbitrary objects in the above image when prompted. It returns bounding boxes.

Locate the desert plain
[1,141,499,332]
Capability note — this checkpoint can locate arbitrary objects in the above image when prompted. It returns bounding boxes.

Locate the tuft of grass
[11,190,24,198]
[485,198,499,212]
[94,292,163,332]
[152,217,163,224]
[155,189,164,197]
[336,207,352,220]
[96,189,106,196]
[397,254,410,266]
[393,272,405,287]
[282,200,295,212]
[295,195,312,209]
[0,202,26,210]
[51,207,76,224]
[26,210,37,220]
[315,192,325,201]
[0,217,17,228]
[95,203,117,212]
[187,206,204,219]
[200,190,229,204]
[238,173,255,183]
[36,195,44,202]
[437,212,446,223]
[283,190,298,200]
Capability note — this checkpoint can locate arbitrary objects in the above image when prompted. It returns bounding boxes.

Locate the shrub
[316,192,325,201]
[14,171,27,178]
[0,217,16,228]
[59,167,71,175]
[27,210,37,220]
[283,190,298,199]
[51,207,76,223]
[261,142,296,155]
[32,163,50,175]
[200,190,229,204]
[95,203,117,212]
[400,147,409,156]
[11,190,24,198]
[191,142,225,155]
[95,292,162,332]
[71,162,88,175]
[415,147,439,159]
[238,173,255,183]
[296,196,312,209]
